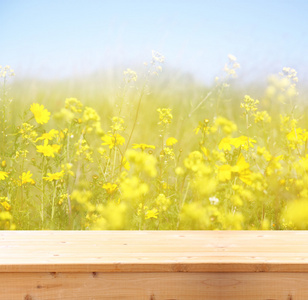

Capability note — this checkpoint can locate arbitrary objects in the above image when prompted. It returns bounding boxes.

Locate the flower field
[0,53,307,230]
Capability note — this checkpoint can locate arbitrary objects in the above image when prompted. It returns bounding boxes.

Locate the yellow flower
[120,176,149,200]
[157,108,173,125]
[179,202,220,230]
[162,147,175,159]
[211,117,237,135]
[232,154,251,185]
[43,171,65,182]
[132,143,155,151]
[217,154,251,184]
[257,147,272,161]
[254,111,271,124]
[266,155,283,176]
[51,144,61,153]
[217,165,232,182]
[65,98,83,113]
[212,150,226,163]
[240,95,259,113]
[36,140,57,157]
[145,208,159,219]
[58,193,67,206]
[0,211,13,223]
[200,146,209,157]
[30,103,51,124]
[282,199,308,229]
[122,157,130,170]
[219,136,256,151]
[286,128,306,149]
[194,119,210,135]
[61,163,75,177]
[91,202,128,230]
[230,136,256,150]
[1,201,11,211]
[295,155,308,174]
[111,117,124,131]
[218,137,232,151]
[82,106,100,122]
[166,137,178,146]
[0,171,8,181]
[19,171,35,186]
[137,203,147,216]
[101,133,125,149]
[155,194,171,212]
[184,151,203,172]
[19,123,38,141]
[103,183,118,194]
[36,129,59,142]
[71,190,94,212]
[175,167,185,176]
[126,150,157,177]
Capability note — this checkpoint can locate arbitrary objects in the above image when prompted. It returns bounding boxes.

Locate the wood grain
[3,272,308,300]
[1,231,308,273]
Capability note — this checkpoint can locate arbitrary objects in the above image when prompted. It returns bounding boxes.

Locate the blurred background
[1,0,308,231]
[1,0,308,88]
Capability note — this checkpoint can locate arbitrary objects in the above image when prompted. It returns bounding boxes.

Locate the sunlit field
[1,52,307,230]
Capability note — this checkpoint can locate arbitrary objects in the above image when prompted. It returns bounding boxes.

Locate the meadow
[0,52,307,230]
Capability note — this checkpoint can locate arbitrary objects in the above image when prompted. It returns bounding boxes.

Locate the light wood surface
[3,272,308,300]
[1,231,308,273]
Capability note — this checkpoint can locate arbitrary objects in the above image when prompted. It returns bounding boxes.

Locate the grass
[0,54,308,230]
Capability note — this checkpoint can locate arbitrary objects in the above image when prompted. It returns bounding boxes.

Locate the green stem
[111,147,117,180]
[66,124,72,226]
[176,180,190,229]
[41,156,45,228]
[125,87,146,152]
[51,181,57,221]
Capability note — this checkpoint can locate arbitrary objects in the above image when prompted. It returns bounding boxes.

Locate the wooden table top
[1,231,308,273]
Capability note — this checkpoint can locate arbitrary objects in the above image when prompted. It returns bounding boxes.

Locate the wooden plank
[1,231,308,272]
[3,272,308,300]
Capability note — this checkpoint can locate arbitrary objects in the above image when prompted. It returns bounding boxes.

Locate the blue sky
[1,0,308,85]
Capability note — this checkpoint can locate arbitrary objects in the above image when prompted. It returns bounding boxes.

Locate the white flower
[209,196,219,205]
[228,54,237,62]
[152,50,165,63]
[123,68,137,83]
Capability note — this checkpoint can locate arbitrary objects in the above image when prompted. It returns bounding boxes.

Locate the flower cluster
[1,55,307,231]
